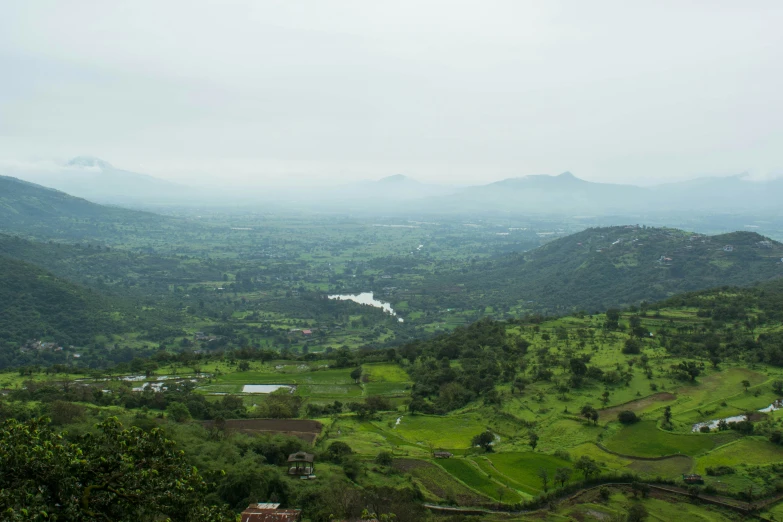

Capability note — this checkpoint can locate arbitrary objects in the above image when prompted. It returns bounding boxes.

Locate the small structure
[287,451,315,475]
[723,245,734,252]
[301,329,312,336]
[240,503,301,522]
[682,474,704,484]
[433,451,454,459]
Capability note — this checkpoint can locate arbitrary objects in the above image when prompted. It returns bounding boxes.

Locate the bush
[325,441,353,463]
[618,411,639,424]
[375,451,393,466]
[166,402,191,423]
[599,486,611,501]
[554,449,571,461]
[699,425,710,433]
[705,465,735,476]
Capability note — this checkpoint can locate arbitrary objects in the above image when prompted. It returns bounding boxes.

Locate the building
[301,329,312,336]
[433,451,454,459]
[240,503,301,522]
[287,451,315,475]
[682,474,704,484]
[723,245,734,252]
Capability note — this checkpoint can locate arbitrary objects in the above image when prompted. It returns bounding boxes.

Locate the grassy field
[482,452,573,495]
[436,458,523,502]
[603,421,715,457]
[695,438,783,474]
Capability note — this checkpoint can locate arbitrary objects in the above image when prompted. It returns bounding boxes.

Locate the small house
[287,452,315,475]
[433,451,453,459]
[682,474,703,484]
[723,245,734,252]
[240,503,301,522]
[301,329,312,336]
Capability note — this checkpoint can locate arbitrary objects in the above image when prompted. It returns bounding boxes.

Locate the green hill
[0,175,179,242]
[419,226,783,314]
[0,255,124,348]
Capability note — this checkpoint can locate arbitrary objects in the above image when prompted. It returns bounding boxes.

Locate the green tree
[537,468,550,492]
[0,417,231,521]
[528,431,539,451]
[574,455,600,480]
[167,401,192,423]
[554,467,572,487]
[742,379,751,392]
[472,430,495,452]
[350,367,363,383]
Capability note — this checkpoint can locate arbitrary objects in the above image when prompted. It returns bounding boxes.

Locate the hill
[3,156,210,207]
[0,234,222,295]
[0,255,123,350]
[0,175,187,242]
[416,226,783,314]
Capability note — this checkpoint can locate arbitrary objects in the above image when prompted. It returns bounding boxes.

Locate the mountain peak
[65,156,113,170]
[378,174,416,184]
[557,171,577,179]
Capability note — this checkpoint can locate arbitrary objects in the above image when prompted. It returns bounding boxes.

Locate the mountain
[2,156,211,207]
[0,255,123,348]
[0,175,176,241]
[413,226,783,313]
[422,172,647,214]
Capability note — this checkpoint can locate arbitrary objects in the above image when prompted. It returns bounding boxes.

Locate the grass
[482,452,573,495]
[392,414,488,449]
[603,421,713,457]
[695,438,783,474]
[436,458,519,502]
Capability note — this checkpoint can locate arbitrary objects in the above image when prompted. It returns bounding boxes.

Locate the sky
[0,1,781,187]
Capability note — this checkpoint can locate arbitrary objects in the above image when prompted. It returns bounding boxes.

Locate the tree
[350,367,363,383]
[325,441,354,463]
[375,451,393,467]
[773,380,783,395]
[472,430,495,452]
[0,417,232,521]
[528,431,539,451]
[626,503,648,522]
[581,405,599,425]
[618,411,639,424]
[676,361,701,382]
[574,456,600,480]
[742,379,751,392]
[663,405,672,425]
[167,401,192,423]
[537,468,550,492]
[555,467,572,487]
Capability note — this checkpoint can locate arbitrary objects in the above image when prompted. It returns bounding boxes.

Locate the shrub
[375,451,393,466]
[618,411,639,424]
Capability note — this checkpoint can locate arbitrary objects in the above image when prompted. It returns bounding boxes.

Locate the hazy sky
[1,1,781,187]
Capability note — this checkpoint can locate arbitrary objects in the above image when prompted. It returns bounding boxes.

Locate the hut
[287,451,315,476]
[240,503,301,522]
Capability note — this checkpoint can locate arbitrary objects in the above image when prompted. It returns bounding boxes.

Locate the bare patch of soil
[599,392,676,420]
[201,418,322,443]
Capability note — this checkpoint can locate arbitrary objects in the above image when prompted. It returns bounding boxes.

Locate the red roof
[301,329,312,335]
[240,508,301,522]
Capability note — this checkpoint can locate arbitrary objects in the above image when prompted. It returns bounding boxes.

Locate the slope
[0,255,124,348]
[0,175,184,242]
[419,226,783,314]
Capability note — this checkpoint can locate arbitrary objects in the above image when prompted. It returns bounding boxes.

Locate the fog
[1,1,781,187]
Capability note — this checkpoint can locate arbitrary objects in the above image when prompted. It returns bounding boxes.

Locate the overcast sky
[0,1,781,187]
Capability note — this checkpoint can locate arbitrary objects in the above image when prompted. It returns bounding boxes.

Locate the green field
[603,421,714,457]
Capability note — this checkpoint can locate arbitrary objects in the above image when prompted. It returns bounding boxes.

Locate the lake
[327,292,403,322]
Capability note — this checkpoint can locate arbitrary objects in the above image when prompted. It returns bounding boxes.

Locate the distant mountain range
[2,157,782,215]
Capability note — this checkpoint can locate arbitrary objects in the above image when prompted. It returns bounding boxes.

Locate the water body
[243,384,294,394]
[691,399,783,432]
[328,292,403,322]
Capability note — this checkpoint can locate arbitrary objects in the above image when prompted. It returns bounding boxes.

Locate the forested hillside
[0,256,122,348]
[417,226,783,314]
[0,175,187,242]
